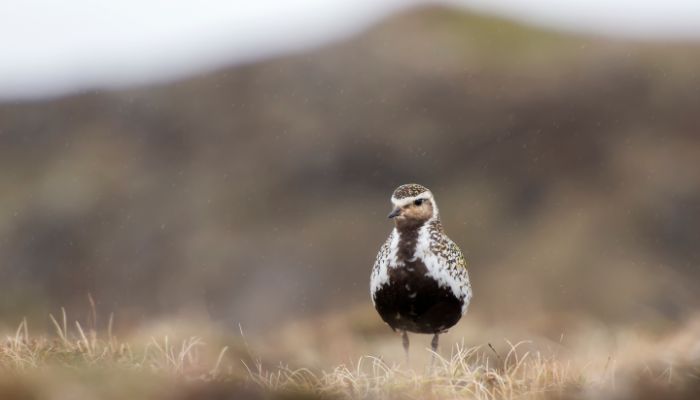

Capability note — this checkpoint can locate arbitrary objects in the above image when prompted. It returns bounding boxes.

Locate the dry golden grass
[1,308,699,400]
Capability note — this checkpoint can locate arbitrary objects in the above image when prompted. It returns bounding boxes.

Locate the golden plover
[370,184,472,361]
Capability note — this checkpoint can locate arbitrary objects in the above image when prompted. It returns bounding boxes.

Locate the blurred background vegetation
[1,5,699,345]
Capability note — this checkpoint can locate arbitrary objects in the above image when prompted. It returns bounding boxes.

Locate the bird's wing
[430,234,472,310]
[444,237,468,271]
[370,232,394,302]
[429,233,468,271]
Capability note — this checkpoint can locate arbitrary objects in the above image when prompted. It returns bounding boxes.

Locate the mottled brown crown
[392,183,429,200]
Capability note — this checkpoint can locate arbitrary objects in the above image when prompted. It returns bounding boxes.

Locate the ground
[2,308,699,400]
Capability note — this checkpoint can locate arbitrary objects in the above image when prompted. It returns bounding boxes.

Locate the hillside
[1,6,699,337]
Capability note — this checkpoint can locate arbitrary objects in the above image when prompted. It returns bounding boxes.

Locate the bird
[370,183,472,363]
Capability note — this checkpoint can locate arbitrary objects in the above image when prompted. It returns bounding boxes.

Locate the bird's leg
[402,330,409,365]
[429,333,439,371]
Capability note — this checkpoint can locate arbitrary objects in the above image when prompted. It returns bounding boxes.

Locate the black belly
[373,260,463,334]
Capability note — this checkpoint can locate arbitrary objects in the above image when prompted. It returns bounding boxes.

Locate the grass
[2,309,226,378]
[1,309,699,399]
[245,343,588,399]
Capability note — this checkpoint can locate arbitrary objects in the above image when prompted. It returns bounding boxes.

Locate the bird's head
[387,183,439,228]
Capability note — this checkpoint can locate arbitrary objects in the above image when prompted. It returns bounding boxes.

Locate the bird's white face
[388,191,437,226]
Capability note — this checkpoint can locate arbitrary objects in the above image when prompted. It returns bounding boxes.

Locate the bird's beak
[387,207,402,219]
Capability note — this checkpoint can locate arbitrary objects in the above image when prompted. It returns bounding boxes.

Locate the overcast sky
[1,0,699,100]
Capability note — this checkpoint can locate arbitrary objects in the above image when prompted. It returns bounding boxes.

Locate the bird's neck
[394,218,441,263]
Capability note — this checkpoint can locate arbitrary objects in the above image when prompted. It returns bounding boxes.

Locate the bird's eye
[414,199,424,206]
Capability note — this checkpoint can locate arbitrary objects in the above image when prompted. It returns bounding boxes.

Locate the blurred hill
[1,6,699,334]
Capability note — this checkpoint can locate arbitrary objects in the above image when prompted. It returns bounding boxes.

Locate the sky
[1,0,699,100]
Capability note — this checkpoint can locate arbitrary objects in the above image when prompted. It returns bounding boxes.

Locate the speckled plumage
[391,183,429,201]
[370,184,472,340]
